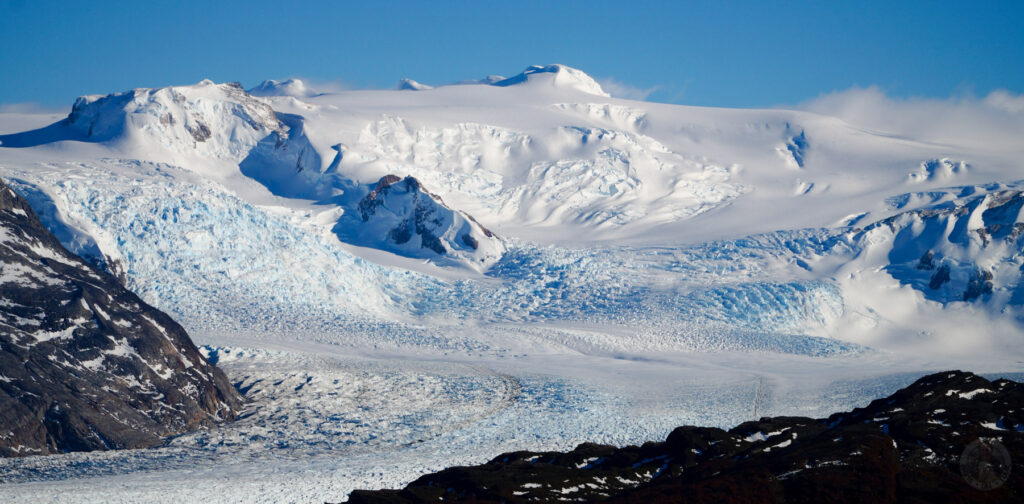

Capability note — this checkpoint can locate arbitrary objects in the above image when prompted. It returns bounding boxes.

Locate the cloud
[294,77,355,95]
[983,90,1024,114]
[793,86,1024,150]
[597,78,660,101]
[0,102,69,114]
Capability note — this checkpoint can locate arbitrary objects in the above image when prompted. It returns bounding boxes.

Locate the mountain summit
[63,80,288,163]
[247,78,317,98]
[491,64,609,96]
[396,78,433,91]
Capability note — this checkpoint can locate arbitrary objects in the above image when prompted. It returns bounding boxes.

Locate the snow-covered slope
[855,187,1024,306]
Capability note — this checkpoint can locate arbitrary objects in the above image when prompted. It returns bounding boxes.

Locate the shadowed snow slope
[852,188,1024,306]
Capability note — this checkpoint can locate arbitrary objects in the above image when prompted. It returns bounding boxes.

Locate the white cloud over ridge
[597,77,660,101]
[794,86,1024,151]
[0,102,69,114]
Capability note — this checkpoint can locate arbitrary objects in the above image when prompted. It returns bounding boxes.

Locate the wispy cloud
[292,77,355,94]
[597,78,660,101]
[247,76,357,97]
[983,89,1024,114]
[0,102,69,114]
[793,86,1024,149]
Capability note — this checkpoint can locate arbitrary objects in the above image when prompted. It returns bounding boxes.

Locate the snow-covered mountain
[491,64,610,96]
[1,63,1023,362]
[247,78,318,98]
[396,78,433,91]
[65,80,286,163]
[2,62,1024,503]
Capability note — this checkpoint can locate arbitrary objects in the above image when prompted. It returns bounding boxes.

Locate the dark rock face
[186,121,212,143]
[345,371,1024,503]
[930,263,951,289]
[964,268,994,301]
[0,180,242,457]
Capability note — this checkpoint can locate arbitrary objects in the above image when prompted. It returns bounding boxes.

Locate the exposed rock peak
[349,175,503,266]
[360,175,445,216]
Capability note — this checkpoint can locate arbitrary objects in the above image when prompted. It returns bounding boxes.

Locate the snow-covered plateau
[1,65,1023,502]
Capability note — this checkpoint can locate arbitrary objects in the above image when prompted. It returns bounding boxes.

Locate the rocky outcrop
[0,179,242,457]
[345,371,1024,503]
[350,175,504,267]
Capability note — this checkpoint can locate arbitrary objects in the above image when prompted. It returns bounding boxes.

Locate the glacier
[2,63,1024,502]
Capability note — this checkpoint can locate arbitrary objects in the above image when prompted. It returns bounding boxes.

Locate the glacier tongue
[2,161,424,334]
[0,159,866,358]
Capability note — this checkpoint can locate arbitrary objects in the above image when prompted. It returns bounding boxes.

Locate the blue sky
[1,0,1021,109]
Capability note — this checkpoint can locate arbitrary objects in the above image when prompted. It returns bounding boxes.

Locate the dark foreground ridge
[0,179,242,457]
[345,371,1023,503]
